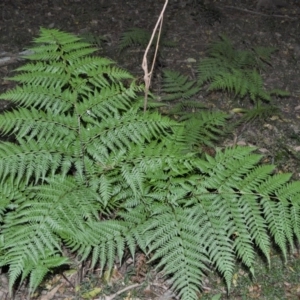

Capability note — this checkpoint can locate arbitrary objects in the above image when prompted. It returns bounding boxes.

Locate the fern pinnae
[29,28,95,60]
[278,200,295,251]
[269,181,299,252]
[198,35,288,112]
[119,27,175,53]
[28,253,68,292]
[227,196,256,271]
[0,85,66,111]
[255,175,293,259]
[0,142,64,185]
[187,191,236,289]
[253,46,277,66]
[1,28,300,299]
[145,206,209,296]
[238,165,275,193]
[1,223,64,292]
[119,27,151,52]
[181,111,228,149]
[243,194,271,263]
[161,70,200,101]
[257,173,292,196]
[262,198,289,259]
[286,183,300,242]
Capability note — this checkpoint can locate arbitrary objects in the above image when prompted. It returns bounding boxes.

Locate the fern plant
[159,69,228,150]
[0,28,300,300]
[157,36,286,135]
[119,27,175,52]
[79,32,107,49]
[161,70,200,101]
[197,34,289,110]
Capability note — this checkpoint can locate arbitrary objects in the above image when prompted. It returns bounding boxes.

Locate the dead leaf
[232,272,239,287]
[258,148,269,153]
[263,123,274,130]
[39,283,63,300]
[186,58,196,63]
[270,115,279,120]
[292,146,300,152]
[231,108,246,114]
[248,283,262,299]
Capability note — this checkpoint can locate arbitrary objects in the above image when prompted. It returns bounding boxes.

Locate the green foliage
[197,34,289,106]
[159,69,205,116]
[237,103,280,124]
[158,69,228,150]
[158,36,286,127]
[79,32,107,49]
[181,111,229,150]
[118,27,176,52]
[161,70,200,101]
[0,28,300,300]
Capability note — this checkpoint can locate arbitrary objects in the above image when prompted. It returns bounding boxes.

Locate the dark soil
[0,0,300,299]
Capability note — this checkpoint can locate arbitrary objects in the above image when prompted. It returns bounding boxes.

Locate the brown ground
[0,0,300,299]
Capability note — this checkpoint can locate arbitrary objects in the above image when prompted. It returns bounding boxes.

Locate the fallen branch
[221,5,298,20]
[97,283,141,300]
[0,50,33,67]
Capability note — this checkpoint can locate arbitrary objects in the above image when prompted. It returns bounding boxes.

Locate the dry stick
[98,283,141,300]
[0,50,34,66]
[150,15,164,85]
[222,5,297,20]
[142,0,169,113]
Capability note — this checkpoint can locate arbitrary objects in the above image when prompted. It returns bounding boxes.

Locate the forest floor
[1,0,300,299]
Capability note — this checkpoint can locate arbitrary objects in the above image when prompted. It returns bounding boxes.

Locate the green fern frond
[0,108,76,142]
[246,70,270,102]
[181,111,228,149]
[0,85,73,112]
[208,69,247,97]
[79,32,105,49]
[28,253,69,292]
[193,147,298,265]
[119,28,152,52]
[26,28,96,61]
[279,182,300,242]
[86,221,127,270]
[207,35,275,71]
[198,57,230,85]
[239,104,280,123]
[1,222,65,292]
[208,34,236,63]
[253,46,277,66]
[197,35,287,107]
[161,70,200,101]
[0,175,107,293]
[0,141,68,185]
[270,88,290,97]
[159,69,227,149]
[119,27,176,52]
[145,205,210,299]
[167,100,207,116]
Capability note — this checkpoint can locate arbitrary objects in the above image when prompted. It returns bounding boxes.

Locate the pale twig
[142,0,169,112]
[222,5,297,20]
[98,283,141,300]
